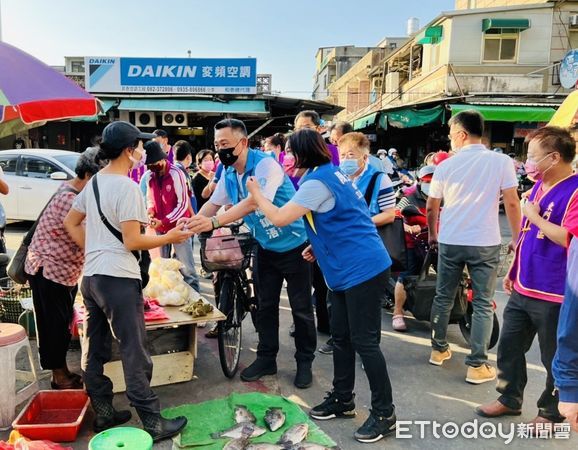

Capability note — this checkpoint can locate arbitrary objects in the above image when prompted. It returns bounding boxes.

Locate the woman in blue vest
[246,128,397,444]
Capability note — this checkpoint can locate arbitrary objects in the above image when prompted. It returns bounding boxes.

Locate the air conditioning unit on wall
[135,111,155,128]
[162,112,188,127]
[570,14,578,28]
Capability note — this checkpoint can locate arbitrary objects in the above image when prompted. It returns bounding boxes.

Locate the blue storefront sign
[85,57,257,94]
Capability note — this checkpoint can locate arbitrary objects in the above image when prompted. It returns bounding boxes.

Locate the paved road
[1,217,576,449]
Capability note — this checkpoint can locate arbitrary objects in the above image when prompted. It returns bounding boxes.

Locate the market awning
[380,105,446,129]
[353,112,379,130]
[416,25,443,45]
[482,18,530,32]
[450,104,556,122]
[117,99,267,114]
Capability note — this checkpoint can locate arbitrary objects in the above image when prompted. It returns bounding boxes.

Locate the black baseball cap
[153,129,168,138]
[144,140,167,165]
[101,121,156,150]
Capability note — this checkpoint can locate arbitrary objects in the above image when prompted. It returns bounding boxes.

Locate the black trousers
[254,243,316,363]
[497,289,564,421]
[29,268,77,370]
[330,269,394,417]
[81,275,160,413]
[312,262,330,334]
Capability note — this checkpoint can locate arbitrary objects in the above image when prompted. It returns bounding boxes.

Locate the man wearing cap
[153,129,175,164]
[145,141,200,292]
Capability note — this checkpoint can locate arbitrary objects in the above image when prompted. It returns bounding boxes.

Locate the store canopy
[482,18,530,32]
[416,25,443,45]
[353,112,379,130]
[450,104,556,122]
[380,105,445,129]
[117,99,267,114]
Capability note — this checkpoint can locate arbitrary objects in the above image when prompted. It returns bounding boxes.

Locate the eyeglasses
[448,129,468,140]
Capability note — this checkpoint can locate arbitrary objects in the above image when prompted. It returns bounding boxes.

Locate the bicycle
[198,222,257,378]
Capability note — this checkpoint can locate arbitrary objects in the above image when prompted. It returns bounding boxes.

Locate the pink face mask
[282,154,296,175]
[201,160,215,172]
[524,154,551,182]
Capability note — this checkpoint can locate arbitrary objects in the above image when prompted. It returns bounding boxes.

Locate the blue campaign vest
[354,164,384,216]
[224,149,307,252]
[302,163,392,291]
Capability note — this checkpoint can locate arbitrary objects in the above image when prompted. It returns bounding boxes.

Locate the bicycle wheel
[217,276,243,378]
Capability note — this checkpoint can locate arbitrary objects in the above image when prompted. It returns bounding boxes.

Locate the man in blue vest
[186,118,316,388]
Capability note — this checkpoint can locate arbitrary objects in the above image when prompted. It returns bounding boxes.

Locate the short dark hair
[264,133,286,148]
[214,118,248,136]
[331,121,353,135]
[153,129,168,138]
[448,110,484,137]
[174,140,193,162]
[294,110,321,127]
[288,129,332,169]
[196,149,215,165]
[527,126,577,163]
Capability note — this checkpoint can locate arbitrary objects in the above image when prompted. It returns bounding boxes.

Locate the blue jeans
[173,237,200,292]
[430,243,500,367]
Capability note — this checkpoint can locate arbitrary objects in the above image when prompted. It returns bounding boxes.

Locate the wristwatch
[211,216,220,230]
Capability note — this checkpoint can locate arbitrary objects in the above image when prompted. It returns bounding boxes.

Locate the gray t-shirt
[72,174,149,279]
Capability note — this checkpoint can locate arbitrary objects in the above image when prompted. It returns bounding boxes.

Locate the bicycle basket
[0,277,32,323]
[199,231,256,272]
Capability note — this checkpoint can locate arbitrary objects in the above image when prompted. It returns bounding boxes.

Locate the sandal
[205,326,218,338]
[392,314,407,332]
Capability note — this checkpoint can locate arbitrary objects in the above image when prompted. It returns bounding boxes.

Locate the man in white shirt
[426,110,521,384]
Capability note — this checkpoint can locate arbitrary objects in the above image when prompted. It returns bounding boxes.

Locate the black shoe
[289,323,296,337]
[91,398,132,433]
[354,410,397,443]
[294,363,313,389]
[137,409,188,442]
[310,391,356,420]
[240,359,277,382]
[205,325,218,339]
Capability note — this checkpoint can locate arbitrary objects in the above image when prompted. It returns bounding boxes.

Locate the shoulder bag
[364,172,407,271]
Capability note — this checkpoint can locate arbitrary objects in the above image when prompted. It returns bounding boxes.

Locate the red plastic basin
[12,390,89,442]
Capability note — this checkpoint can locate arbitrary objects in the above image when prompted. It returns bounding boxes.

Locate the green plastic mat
[163,392,337,449]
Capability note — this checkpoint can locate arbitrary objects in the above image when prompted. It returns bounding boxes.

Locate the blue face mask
[340,159,360,176]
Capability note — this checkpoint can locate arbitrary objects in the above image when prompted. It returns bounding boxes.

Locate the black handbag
[364,172,407,271]
[403,251,467,322]
[91,176,151,287]
[8,187,76,284]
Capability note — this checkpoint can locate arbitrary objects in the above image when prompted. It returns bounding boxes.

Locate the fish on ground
[277,423,309,446]
[234,404,257,424]
[211,421,267,439]
[264,407,286,432]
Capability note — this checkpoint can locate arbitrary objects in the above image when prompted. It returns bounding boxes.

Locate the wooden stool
[0,323,39,430]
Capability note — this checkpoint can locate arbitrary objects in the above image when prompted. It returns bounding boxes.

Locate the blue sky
[2,0,455,98]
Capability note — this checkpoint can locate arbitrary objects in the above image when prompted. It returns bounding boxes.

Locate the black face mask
[217,140,242,167]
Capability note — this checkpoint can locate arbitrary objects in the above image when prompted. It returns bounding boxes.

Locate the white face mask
[129,143,147,170]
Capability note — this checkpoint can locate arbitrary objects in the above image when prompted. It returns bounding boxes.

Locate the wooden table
[79,304,225,393]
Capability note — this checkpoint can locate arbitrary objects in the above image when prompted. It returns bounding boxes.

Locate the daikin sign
[85,57,257,94]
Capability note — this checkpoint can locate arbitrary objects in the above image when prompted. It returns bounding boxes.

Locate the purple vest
[512,175,578,300]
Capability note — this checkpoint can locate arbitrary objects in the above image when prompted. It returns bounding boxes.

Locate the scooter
[385,205,501,349]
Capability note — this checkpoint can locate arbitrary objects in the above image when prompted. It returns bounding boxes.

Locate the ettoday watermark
[396,420,571,444]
